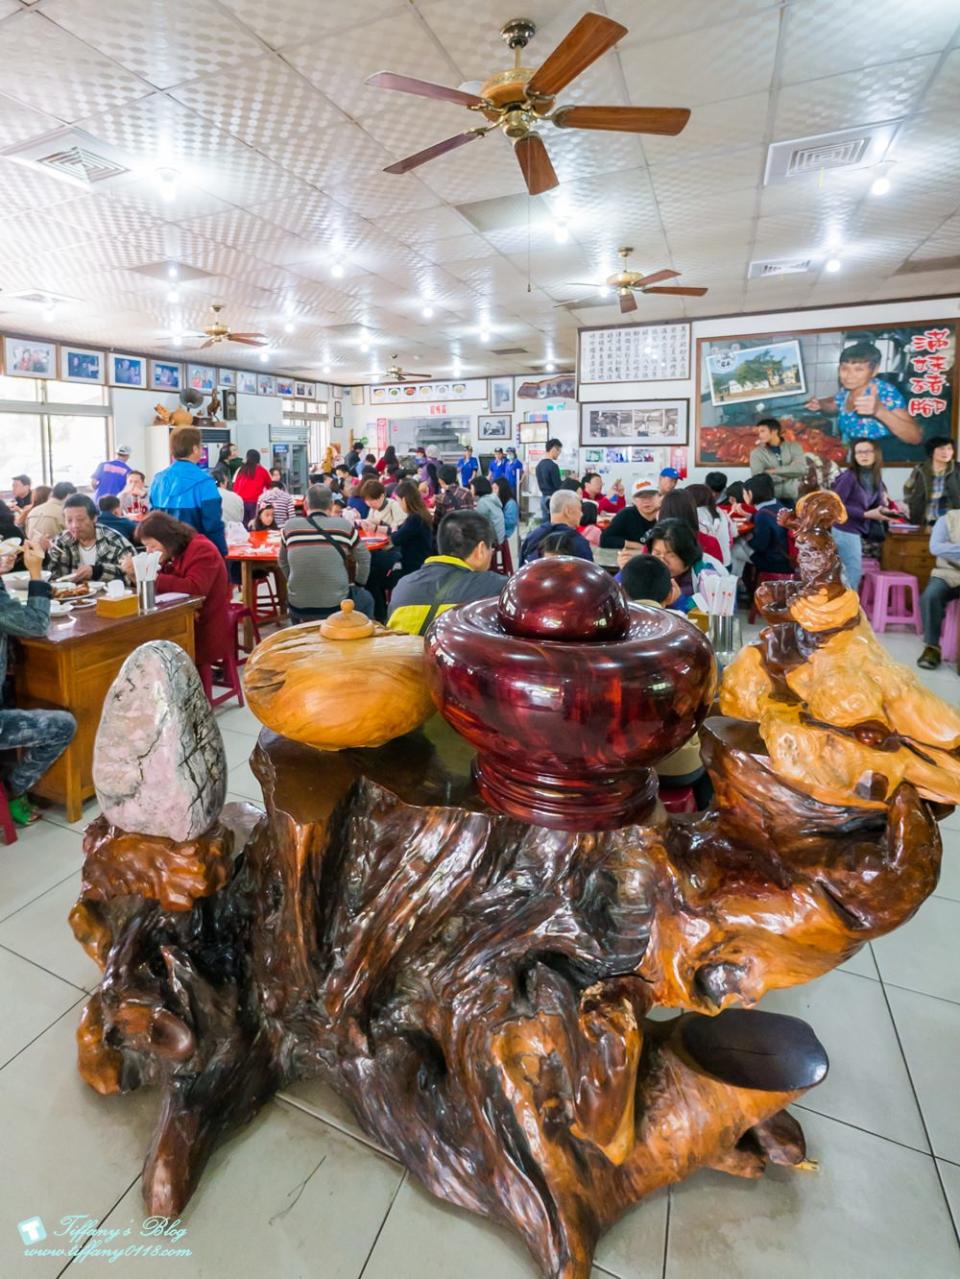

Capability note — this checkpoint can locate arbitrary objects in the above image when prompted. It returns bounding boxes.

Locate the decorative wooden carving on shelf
[70,507,953,1279]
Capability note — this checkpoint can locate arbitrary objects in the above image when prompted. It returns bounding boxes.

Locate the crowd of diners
[1,415,958,827]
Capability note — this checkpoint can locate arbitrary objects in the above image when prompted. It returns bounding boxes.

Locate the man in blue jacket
[148,425,227,555]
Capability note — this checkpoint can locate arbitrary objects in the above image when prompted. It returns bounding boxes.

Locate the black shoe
[917,645,941,670]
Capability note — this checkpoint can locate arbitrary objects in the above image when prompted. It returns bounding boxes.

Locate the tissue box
[96,592,139,618]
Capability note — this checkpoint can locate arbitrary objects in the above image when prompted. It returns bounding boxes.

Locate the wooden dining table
[14,594,203,821]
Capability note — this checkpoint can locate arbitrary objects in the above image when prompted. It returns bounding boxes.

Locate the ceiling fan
[381,355,433,383]
[565,246,709,313]
[366,13,690,197]
[197,304,267,349]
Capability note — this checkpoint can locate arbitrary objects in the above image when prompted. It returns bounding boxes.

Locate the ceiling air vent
[491,346,528,356]
[748,258,813,279]
[764,120,902,186]
[2,128,132,190]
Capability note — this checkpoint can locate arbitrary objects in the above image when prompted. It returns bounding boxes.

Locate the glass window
[47,415,109,489]
[45,381,109,407]
[0,414,44,487]
[0,375,39,402]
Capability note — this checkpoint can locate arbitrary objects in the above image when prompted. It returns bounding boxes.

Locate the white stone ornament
[93,640,227,841]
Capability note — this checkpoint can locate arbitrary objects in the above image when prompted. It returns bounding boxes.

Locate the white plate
[49,600,73,616]
[2,570,51,588]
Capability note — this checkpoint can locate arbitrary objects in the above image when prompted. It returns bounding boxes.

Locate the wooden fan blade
[526,14,627,99]
[229,336,268,347]
[228,332,266,340]
[643,285,709,296]
[384,130,482,175]
[619,291,638,314]
[559,297,606,308]
[515,134,558,196]
[553,105,690,136]
[199,339,215,349]
[633,269,681,287]
[366,72,486,108]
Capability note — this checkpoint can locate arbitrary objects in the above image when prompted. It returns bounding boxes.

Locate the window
[282,398,329,462]
[0,377,110,493]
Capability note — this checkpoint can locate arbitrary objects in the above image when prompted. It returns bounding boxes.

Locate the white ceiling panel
[218,0,406,53]
[774,56,939,138]
[642,92,770,164]
[780,0,960,84]
[0,12,148,122]
[0,91,65,147]
[608,0,781,47]
[41,0,266,91]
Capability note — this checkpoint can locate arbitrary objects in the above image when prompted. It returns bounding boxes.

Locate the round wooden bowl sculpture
[424,558,717,829]
[69,505,959,1279]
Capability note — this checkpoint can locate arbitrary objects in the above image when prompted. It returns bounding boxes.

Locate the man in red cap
[599,478,661,552]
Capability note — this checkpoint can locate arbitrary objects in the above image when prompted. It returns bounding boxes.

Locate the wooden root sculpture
[70,531,953,1279]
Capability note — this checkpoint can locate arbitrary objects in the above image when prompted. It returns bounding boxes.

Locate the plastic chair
[858,557,881,609]
[748,572,797,624]
[492,539,514,576]
[200,649,245,709]
[940,597,960,662]
[0,787,17,845]
[254,571,281,622]
[659,784,697,814]
[866,571,922,635]
[229,602,261,663]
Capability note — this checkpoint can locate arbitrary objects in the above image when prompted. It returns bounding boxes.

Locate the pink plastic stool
[867,571,922,634]
[858,558,881,610]
[659,784,697,813]
[940,598,960,662]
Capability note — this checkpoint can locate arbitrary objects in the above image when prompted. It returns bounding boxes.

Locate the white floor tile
[0,871,101,994]
[0,945,84,1068]
[873,896,960,1005]
[938,1159,960,1239]
[219,727,257,770]
[0,1002,159,1279]
[887,985,960,1165]
[215,704,263,737]
[227,762,263,804]
[761,969,928,1150]
[95,1101,403,1279]
[594,1187,668,1279]
[0,819,83,923]
[837,943,879,980]
[278,1077,396,1159]
[665,1110,959,1279]
[935,821,960,901]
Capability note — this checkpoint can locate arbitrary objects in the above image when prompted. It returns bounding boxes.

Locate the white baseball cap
[633,478,658,496]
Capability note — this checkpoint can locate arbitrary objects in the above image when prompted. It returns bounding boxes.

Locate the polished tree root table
[69,713,942,1279]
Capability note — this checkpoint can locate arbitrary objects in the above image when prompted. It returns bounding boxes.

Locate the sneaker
[8,795,40,826]
[917,645,942,670]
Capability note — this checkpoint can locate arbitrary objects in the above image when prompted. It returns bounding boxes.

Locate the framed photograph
[516,372,576,401]
[520,422,548,444]
[188,364,216,394]
[237,369,259,395]
[149,359,182,391]
[334,398,342,415]
[477,413,512,441]
[488,375,514,413]
[258,373,277,396]
[351,385,365,406]
[276,377,294,397]
[580,399,688,448]
[696,319,958,467]
[4,337,56,378]
[333,416,343,430]
[584,447,603,463]
[303,382,316,400]
[108,353,147,388]
[60,345,104,384]
[524,412,549,423]
[219,368,236,388]
[605,447,628,464]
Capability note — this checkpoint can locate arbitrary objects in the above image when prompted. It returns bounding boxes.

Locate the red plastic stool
[748,572,797,624]
[0,787,18,845]
[659,784,697,814]
[866,571,922,634]
[254,571,281,622]
[200,649,245,709]
[492,539,514,576]
[229,602,261,663]
[940,597,960,662]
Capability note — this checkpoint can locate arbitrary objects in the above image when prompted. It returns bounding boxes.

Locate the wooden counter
[14,596,202,821]
[881,529,935,591]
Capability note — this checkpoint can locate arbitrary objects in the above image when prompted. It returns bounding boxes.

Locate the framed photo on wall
[258,373,277,396]
[334,398,342,415]
[109,353,147,388]
[351,385,365,406]
[60,346,104,384]
[580,399,688,448]
[219,368,236,388]
[276,377,294,397]
[488,375,514,413]
[4,337,56,378]
[696,320,957,466]
[188,364,216,394]
[149,359,182,392]
[477,413,512,441]
[519,422,548,444]
[237,369,258,395]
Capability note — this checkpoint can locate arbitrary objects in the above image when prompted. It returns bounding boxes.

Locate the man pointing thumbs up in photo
[805,340,922,446]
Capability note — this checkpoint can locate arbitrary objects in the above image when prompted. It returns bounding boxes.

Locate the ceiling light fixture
[167,263,178,281]
[42,301,56,321]
[322,363,331,374]
[156,167,179,203]
[166,288,180,304]
[259,348,270,363]
[330,262,345,278]
[284,321,295,334]
[544,360,556,372]
[825,257,842,273]
[870,175,891,196]
[479,327,490,342]
[553,222,570,244]
[422,305,434,319]
[359,335,370,353]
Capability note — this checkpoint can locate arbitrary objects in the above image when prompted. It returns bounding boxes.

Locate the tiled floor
[2,629,960,1277]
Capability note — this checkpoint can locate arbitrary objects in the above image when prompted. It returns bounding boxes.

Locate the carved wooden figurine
[70,520,953,1278]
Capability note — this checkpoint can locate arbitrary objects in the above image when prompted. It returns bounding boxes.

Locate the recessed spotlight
[167,263,178,281]
[553,223,570,244]
[156,168,178,203]
[422,305,434,319]
[825,258,842,273]
[330,262,345,278]
[171,332,183,348]
[479,327,490,343]
[284,321,295,334]
[544,360,556,372]
[598,284,612,298]
[166,288,180,304]
[322,363,331,374]
[870,175,891,197]
[258,348,270,363]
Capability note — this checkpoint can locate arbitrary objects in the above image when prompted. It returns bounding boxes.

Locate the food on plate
[52,581,91,600]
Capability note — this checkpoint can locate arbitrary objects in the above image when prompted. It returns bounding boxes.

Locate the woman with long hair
[493,477,519,539]
[123,512,230,671]
[232,449,272,524]
[686,482,732,568]
[249,503,276,532]
[661,488,724,567]
[831,438,896,590]
[376,444,398,475]
[390,479,434,577]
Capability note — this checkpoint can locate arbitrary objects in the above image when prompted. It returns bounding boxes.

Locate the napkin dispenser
[96,592,139,618]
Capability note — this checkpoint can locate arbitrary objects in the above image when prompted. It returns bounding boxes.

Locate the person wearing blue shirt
[805,341,922,446]
[918,509,960,669]
[457,446,478,488]
[505,447,524,494]
[487,448,508,482]
[148,426,227,556]
[91,446,132,500]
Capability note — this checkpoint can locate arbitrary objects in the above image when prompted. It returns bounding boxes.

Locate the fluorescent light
[330,262,345,278]
[870,175,891,196]
[825,258,842,273]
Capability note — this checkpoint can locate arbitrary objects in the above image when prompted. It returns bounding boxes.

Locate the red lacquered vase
[424,558,717,831]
